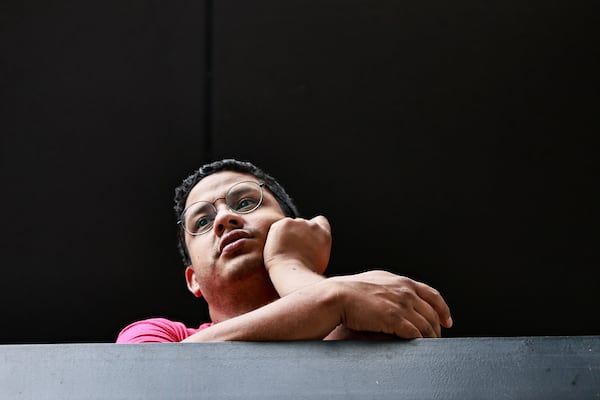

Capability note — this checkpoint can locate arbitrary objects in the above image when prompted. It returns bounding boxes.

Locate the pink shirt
[116,318,214,343]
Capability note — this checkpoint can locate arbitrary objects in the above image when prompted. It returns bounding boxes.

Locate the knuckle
[396,286,416,302]
[274,217,293,227]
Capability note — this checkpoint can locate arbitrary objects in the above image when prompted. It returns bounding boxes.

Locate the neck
[207,273,280,323]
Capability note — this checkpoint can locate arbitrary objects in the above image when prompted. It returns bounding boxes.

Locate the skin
[182,170,453,342]
[264,215,332,296]
[184,171,285,323]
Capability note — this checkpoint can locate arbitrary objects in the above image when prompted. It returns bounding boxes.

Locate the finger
[414,281,453,328]
[377,294,433,339]
[392,319,423,339]
[411,299,442,337]
[389,283,439,337]
[310,215,331,234]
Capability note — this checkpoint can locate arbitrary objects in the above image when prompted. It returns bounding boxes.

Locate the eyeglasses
[178,181,265,236]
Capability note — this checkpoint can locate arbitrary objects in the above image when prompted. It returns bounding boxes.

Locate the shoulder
[116,317,212,343]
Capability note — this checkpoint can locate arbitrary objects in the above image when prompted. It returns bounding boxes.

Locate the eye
[233,197,258,212]
[226,182,263,213]
[192,214,214,232]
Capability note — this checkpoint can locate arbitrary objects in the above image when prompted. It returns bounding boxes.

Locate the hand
[330,270,453,338]
[263,215,332,275]
[324,324,399,341]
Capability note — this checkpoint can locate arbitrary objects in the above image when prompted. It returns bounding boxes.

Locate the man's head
[174,159,300,321]
[174,159,300,266]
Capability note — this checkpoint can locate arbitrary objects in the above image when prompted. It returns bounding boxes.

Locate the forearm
[183,270,453,342]
[182,279,341,342]
[268,262,325,297]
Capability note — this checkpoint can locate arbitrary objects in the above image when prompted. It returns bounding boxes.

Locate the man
[117,159,453,342]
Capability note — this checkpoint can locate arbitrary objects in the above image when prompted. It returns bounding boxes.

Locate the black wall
[1,1,598,343]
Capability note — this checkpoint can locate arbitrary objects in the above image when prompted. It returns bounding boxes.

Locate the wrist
[268,261,325,297]
[316,278,346,324]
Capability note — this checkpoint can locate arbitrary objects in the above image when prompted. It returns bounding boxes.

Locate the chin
[221,254,266,279]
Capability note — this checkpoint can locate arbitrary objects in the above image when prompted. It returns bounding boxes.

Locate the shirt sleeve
[116,318,199,343]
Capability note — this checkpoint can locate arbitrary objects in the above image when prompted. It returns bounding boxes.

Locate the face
[183,171,286,320]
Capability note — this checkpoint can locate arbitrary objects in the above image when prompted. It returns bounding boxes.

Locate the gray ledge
[1,336,599,399]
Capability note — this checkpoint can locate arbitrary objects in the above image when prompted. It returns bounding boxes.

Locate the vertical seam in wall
[203,0,214,162]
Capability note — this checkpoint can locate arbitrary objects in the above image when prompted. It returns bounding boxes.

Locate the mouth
[218,230,251,255]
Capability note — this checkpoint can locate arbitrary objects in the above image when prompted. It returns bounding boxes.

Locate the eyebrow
[185,202,214,220]
[194,181,261,203]
[227,185,255,199]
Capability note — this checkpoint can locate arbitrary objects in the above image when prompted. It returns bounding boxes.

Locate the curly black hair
[174,159,300,266]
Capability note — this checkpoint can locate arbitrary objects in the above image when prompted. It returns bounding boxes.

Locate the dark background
[1,1,598,343]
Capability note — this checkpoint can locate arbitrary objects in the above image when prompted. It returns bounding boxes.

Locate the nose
[212,202,244,236]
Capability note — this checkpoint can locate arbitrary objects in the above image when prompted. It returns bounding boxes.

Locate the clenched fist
[263,215,332,275]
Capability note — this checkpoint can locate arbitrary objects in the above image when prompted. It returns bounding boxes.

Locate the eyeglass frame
[177,180,265,236]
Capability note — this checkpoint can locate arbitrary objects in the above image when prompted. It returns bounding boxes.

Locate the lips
[218,230,251,254]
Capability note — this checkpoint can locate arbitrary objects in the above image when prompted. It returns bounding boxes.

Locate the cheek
[254,214,284,237]
[187,237,215,264]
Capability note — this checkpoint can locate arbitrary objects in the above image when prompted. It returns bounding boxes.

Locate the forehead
[185,171,259,209]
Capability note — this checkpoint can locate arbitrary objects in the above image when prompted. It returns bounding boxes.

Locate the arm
[261,215,378,340]
[182,270,453,342]
[182,278,339,341]
[261,215,453,339]
[263,215,331,297]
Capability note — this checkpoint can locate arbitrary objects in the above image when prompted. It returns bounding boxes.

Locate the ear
[185,266,203,298]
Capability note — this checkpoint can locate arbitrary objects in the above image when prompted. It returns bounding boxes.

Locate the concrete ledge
[1,336,599,399]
